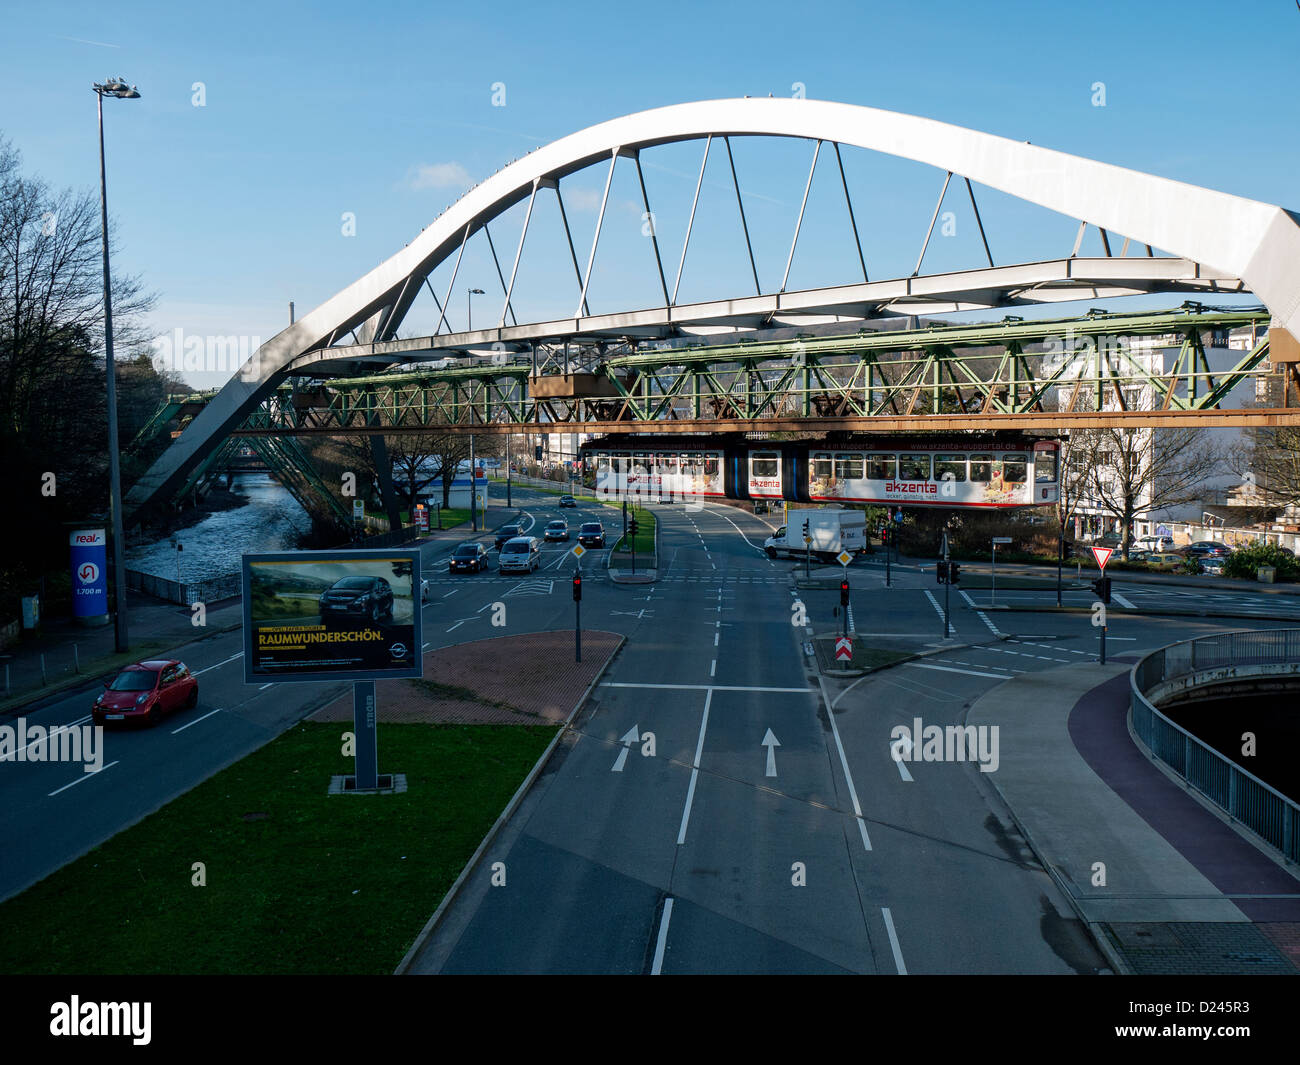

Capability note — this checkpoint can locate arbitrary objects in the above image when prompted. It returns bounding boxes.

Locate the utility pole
[942,531,951,639]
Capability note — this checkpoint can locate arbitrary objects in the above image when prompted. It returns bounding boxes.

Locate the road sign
[572,543,586,558]
[992,536,1012,544]
[835,635,853,661]
[837,550,853,566]
[352,499,364,521]
[1091,545,1113,570]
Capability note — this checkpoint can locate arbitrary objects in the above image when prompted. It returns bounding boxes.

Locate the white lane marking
[713,632,719,646]
[422,642,431,650]
[906,662,1011,680]
[923,590,955,632]
[48,760,120,797]
[959,590,1002,636]
[890,735,914,782]
[172,707,223,734]
[882,907,907,975]
[710,660,716,677]
[1112,590,1136,609]
[193,652,242,676]
[699,502,767,553]
[440,590,457,599]
[651,898,674,975]
[676,690,713,845]
[816,675,872,852]
[258,682,274,691]
[601,683,808,692]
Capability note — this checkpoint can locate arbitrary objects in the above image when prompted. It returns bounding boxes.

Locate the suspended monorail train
[580,433,1060,508]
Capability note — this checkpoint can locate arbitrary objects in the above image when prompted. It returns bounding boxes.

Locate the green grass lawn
[610,507,656,563]
[0,721,556,974]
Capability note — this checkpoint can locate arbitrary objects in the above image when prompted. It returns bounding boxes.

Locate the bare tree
[1072,424,1225,557]
[1232,425,1300,509]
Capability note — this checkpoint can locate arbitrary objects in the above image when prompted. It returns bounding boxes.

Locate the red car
[92,660,199,727]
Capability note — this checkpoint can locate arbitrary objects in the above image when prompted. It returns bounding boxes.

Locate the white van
[499,536,541,573]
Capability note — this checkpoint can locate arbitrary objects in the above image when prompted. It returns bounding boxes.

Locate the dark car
[319,576,394,620]
[578,522,606,548]
[93,660,198,727]
[544,519,569,542]
[494,524,522,550]
[1182,541,1230,558]
[449,542,490,573]
[558,495,577,508]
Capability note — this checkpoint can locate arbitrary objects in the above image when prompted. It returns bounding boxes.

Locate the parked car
[1182,541,1230,559]
[319,576,394,621]
[544,519,569,542]
[1133,535,1175,553]
[494,524,522,550]
[93,660,198,727]
[1144,552,1185,570]
[449,542,490,573]
[421,577,429,601]
[1200,556,1227,575]
[499,536,541,573]
[558,494,577,508]
[578,522,606,548]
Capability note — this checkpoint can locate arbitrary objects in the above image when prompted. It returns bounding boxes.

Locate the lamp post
[467,287,484,331]
[94,77,140,654]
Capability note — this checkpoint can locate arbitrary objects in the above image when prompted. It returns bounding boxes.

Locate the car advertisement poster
[241,550,422,683]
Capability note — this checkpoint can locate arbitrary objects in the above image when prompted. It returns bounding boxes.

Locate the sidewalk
[967,661,1300,974]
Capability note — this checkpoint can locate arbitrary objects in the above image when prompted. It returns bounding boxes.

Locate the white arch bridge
[125,98,1300,520]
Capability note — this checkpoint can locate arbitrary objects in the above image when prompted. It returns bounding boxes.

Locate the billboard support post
[353,681,378,791]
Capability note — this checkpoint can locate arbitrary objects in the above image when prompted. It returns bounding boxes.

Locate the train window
[1001,453,1028,483]
[867,454,896,480]
[899,454,930,481]
[751,452,779,478]
[812,453,833,480]
[934,454,967,482]
[835,453,864,479]
[658,454,679,473]
[703,455,719,478]
[1035,449,1058,483]
[969,454,993,482]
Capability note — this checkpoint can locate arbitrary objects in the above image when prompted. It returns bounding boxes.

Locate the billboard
[241,550,422,684]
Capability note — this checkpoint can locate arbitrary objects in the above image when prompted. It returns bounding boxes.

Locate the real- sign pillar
[353,681,378,790]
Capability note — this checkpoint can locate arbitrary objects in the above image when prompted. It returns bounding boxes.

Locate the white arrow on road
[889,734,915,783]
[611,724,640,772]
[761,728,781,778]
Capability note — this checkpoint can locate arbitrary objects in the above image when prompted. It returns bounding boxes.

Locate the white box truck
[764,509,867,562]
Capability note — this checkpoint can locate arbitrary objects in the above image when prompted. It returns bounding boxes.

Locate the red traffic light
[572,573,582,601]
[840,579,850,606]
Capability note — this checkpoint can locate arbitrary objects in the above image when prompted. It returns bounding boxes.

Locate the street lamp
[94,76,140,654]
[467,287,485,331]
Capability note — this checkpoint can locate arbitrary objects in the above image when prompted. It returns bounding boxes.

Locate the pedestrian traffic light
[936,561,948,584]
[840,579,850,606]
[949,562,960,584]
[572,573,582,601]
[1090,576,1112,604]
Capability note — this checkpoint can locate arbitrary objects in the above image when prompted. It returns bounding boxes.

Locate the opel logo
[389,643,408,659]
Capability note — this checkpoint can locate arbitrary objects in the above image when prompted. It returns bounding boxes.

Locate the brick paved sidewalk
[310,629,622,725]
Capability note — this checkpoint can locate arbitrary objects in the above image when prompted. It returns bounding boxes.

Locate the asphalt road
[413,500,1293,975]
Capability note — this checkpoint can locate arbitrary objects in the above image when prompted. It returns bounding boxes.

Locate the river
[125,475,309,581]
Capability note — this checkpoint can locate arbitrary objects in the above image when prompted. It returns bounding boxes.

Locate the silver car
[499,536,541,573]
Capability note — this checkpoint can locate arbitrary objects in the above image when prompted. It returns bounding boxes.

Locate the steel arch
[126,97,1300,517]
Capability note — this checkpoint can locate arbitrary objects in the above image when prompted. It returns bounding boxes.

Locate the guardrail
[1130,628,1300,863]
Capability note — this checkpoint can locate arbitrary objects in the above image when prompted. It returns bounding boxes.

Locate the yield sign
[1091,545,1113,570]
[835,636,853,661]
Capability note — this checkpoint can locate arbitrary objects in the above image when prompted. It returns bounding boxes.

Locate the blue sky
[4,0,1298,387]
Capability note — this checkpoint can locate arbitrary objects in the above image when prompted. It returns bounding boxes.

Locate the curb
[606,506,658,584]
[813,635,999,679]
[393,632,627,975]
[986,604,1300,623]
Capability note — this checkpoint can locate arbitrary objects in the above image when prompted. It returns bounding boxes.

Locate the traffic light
[629,519,639,537]
[572,573,582,601]
[840,579,850,606]
[936,561,948,584]
[1090,576,1112,604]
[534,445,543,460]
[948,562,960,585]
